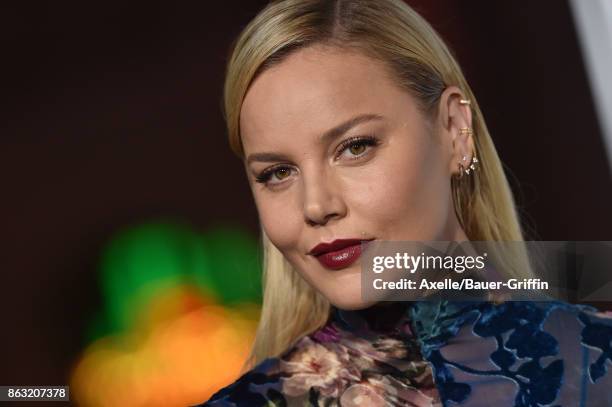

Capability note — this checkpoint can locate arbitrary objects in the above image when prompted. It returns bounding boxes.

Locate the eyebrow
[246,113,384,165]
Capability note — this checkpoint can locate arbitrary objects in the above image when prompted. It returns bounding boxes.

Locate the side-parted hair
[223,0,531,365]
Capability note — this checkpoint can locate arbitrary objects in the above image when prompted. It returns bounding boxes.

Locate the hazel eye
[337,136,380,160]
[348,143,366,156]
[274,167,291,180]
[255,165,295,185]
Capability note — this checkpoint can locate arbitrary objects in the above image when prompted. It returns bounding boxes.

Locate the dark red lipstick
[309,238,374,270]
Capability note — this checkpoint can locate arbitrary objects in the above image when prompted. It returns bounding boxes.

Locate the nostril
[323,213,337,224]
[305,215,320,227]
[305,212,339,227]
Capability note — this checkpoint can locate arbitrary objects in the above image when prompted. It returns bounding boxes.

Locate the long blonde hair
[223,0,531,365]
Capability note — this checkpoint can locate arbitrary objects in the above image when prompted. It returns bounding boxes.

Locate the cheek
[253,190,303,252]
[347,137,450,238]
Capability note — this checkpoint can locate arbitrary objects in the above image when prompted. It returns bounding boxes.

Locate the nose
[302,170,347,227]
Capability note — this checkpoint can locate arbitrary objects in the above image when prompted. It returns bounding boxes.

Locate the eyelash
[254,135,380,185]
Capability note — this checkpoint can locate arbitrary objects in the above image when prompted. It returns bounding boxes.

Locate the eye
[336,136,380,160]
[255,165,295,185]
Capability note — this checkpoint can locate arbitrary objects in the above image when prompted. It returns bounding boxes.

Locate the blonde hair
[223,0,531,365]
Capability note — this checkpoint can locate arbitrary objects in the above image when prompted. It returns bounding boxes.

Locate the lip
[309,238,374,270]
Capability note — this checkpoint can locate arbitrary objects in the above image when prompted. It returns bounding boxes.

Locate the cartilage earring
[459,127,473,136]
[459,99,471,105]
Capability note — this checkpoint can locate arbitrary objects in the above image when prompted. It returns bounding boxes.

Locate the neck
[332,301,414,337]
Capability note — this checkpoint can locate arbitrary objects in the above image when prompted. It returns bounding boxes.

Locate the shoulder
[416,299,612,355]
[196,335,338,406]
[196,326,440,406]
[197,334,351,406]
[195,357,284,407]
[411,300,612,406]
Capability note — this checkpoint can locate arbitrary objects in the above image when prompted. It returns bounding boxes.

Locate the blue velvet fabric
[408,300,612,406]
[197,300,612,406]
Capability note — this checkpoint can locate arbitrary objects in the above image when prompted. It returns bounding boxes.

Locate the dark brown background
[1,0,611,389]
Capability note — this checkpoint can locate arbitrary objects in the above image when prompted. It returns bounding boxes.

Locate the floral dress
[197,300,612,406]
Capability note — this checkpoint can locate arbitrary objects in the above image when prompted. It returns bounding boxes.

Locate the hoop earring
[454,155,479,178]
[464,156,479,175]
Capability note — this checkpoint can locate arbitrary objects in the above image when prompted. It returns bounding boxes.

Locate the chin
[314,264,379,310]
[327,294,378,311]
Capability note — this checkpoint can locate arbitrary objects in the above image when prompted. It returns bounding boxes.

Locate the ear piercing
[455,126,479,178]
[464,156,479,175]
[459,127,473,136]
[459,99,471,105]
[456,155,479,179]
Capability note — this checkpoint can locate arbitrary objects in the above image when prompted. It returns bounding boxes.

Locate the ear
[436,85,474,177]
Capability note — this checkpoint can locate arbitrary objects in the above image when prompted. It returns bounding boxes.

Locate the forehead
[240,45,416,153]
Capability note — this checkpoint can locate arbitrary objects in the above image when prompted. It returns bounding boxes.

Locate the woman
[199,0,612,405]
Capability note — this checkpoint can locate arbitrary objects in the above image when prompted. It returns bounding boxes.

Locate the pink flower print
[340,383,387,407]
[313,324,342,343]
[280,337,358,398]
[343,335,408,363]
[374,337,409,359]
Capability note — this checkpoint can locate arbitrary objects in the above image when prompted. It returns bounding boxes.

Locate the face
[240,45,470,310]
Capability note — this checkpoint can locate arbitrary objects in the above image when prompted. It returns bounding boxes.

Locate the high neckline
[330,301,415,339]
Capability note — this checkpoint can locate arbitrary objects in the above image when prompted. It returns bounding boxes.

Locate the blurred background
[1,1,611,406]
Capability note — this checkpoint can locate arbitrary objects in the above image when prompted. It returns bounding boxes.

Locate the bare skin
[240,44,474,310]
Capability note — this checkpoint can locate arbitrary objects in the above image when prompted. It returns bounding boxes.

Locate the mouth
[309,238,375,270]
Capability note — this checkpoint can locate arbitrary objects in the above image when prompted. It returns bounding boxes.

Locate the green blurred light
[87,220,262,342]
[197,224,262,305]
[99,222,212,334]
